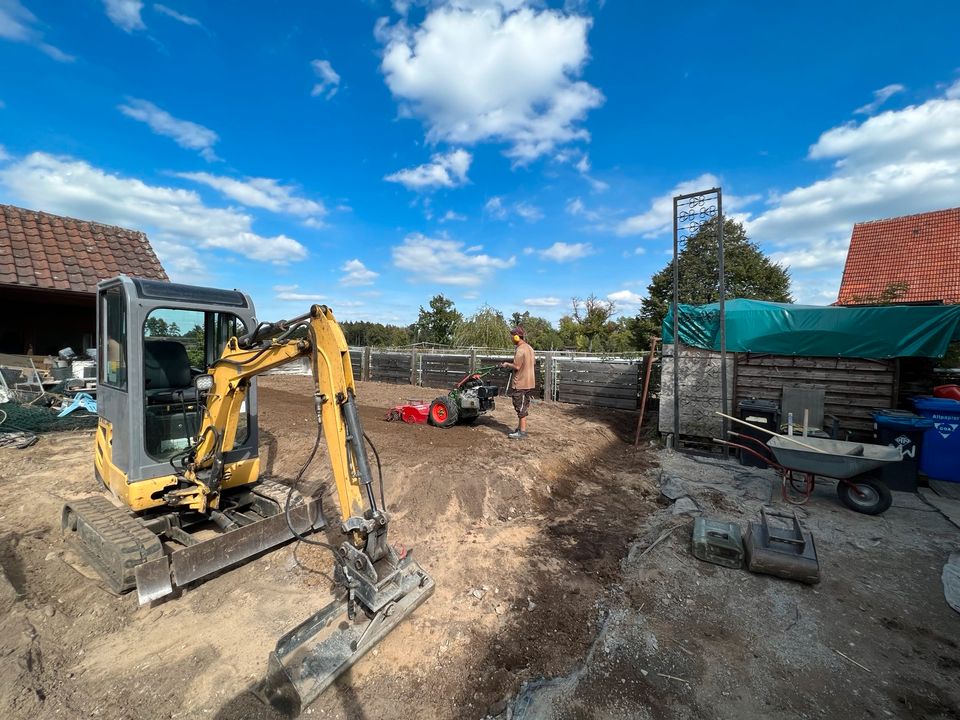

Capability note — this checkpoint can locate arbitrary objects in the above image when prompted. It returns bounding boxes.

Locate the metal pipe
[341,391,379,513]
[672,196,680,444]
[717,190,728,447]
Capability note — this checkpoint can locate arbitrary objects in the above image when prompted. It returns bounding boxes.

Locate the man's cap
[511,326,525,338]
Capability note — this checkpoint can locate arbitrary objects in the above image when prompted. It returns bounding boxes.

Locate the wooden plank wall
[557,358,640,410]
[421,353,470,388]
[735,354,896,437]
[350,348,362,379]
[370,351,412,384]
[658,344,734,438]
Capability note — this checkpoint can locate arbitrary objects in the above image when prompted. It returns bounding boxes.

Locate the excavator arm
[175,304,433,715]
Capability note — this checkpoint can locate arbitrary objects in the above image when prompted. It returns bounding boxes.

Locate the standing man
[500,326,535,439]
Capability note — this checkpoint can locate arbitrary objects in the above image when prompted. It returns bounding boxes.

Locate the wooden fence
[266,346,648,412]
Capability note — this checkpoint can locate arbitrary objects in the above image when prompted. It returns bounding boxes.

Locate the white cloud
[385,148,472,190]
[514,201,543,222]
[154,4,202,27]
[273,284,327,303]
[522,246,534,255]
[616,174,720,237]
[176,172,326,218]
[0,0,74,61]
[483,196,543,221]
[854,83,905,115]
[565,195,602,221]
[484,196,507,219]
[607,289,644,308]
[768,238,849,270]
[119,99,219,161]
[539,241,593,262]
[377,2,603,162]
[439,209,466,222]
[341,259,379,286]
[392,232,515,286]
[616,174,759,237]
[633,246,646,255]
[311,59,341,99]
[103,0,145,32]
[0,145,8,162]
[524,296,561,307]
[0,152,308,274]
[748,82,960,252]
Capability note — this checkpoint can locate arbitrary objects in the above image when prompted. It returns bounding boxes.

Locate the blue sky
[2,1,959,326]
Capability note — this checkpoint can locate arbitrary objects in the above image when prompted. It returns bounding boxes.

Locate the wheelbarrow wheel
[836,475,892,515]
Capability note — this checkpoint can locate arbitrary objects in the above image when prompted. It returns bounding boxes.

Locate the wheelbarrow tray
[766,436,900,479]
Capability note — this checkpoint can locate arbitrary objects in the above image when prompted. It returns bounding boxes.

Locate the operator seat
[144,340,197,404]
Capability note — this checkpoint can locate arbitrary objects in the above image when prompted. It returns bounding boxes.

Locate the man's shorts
[510,388,535,418]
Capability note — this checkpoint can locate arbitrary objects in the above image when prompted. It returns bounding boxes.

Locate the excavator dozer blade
[256,559,434,717]
[134,498,322,605]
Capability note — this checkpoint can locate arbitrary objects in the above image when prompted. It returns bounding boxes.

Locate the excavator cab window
[99,286,127,389]
[142,308,248,460]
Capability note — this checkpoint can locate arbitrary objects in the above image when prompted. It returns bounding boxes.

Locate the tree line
[340,219,793,352]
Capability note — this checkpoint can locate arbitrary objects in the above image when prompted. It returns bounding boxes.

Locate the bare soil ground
[0,377,655,720]
[0,376,957,720]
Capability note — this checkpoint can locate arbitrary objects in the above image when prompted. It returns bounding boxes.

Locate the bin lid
[738,398,778,410]
[913,396,960,413]
[871,408,935,429]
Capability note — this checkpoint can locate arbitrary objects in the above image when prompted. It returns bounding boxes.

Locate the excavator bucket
[257,559,434,716]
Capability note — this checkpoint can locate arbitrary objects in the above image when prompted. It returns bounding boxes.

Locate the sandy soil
[0,377,656,720]
[1,376,957,720]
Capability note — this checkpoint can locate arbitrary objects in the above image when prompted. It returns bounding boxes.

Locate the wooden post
[410,349,418,386]
[634,338,658,446]
[543,352,556,402]
[362,346,371,381]
[470,348,477,374]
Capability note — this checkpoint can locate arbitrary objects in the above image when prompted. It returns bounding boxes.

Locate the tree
[571,294,616,351]
[509,311,563,350]
[414,294,462,345]
[637,217,792,339]
[454,305,511,348]
[144,317,170,336]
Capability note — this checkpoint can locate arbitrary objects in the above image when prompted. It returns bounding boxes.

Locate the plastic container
[736,398,779,468]
[692,517,744,569]
[872,409,934,492]
[912,396,960,482]
[934,385,960,401]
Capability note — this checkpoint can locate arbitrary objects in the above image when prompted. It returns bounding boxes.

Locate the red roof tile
[0,204,168,293]
[837,207,960,306]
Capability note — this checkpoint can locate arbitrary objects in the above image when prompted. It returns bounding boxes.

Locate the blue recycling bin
[913,396,960,483]
[871,410,934,491]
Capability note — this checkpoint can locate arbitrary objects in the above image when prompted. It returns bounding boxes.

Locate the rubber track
[251,479,305,512]
[62,495,164,594]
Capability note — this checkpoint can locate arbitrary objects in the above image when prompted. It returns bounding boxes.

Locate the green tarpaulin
[663,299,960,359]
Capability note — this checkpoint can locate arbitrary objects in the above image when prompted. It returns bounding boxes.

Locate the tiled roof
[837,207,960,306]
[0,204,168,293]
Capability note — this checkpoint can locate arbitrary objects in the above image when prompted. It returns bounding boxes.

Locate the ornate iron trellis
[671,187,726,445]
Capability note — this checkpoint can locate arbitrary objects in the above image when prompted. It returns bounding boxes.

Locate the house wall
[0,284,95,356]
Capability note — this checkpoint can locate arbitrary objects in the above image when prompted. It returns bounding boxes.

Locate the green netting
[663,299,960,359]
[0,402,98,433]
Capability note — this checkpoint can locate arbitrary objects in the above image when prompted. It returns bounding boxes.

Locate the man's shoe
[508,430,528,440]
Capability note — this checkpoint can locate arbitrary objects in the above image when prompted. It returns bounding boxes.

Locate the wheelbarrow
[716,425,900,515]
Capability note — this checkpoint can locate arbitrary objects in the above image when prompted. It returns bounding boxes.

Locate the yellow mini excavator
[61,276,433,714]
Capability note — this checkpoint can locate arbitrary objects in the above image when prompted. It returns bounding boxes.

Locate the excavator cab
[98,276,258,479]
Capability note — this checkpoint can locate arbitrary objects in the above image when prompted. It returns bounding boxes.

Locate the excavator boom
[180,304,433,715]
